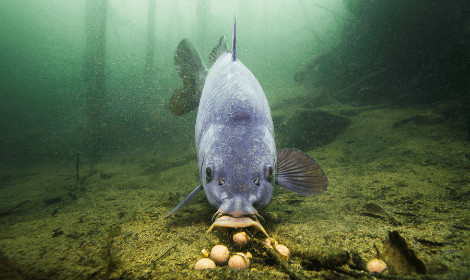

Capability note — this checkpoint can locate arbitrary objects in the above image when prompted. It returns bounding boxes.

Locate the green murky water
[0,1,468,279]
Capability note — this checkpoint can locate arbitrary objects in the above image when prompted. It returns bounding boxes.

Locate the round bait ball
[228,253,250,269]
[275,244,290,260]
[210,245,230,265]
[233,232,249,246]
[194,258,216,270]
[367,258,388,275]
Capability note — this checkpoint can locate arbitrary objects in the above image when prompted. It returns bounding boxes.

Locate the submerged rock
[274,110,350,151]
[380,231,427,275]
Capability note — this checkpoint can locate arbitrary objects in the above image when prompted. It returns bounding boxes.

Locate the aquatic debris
[361,202,401,226]
[52,228,64,238]
[75,153,80,182]
[102,224,122,279]
[0,200,29,217]
[99,172,112,179]
[294,54,342,87]
[153,244,177,266]
[79,169,98,185]
[262,233,292,261]
[200,248,209,257]
[295,247,350,271]
[253,239,306,280]
[264,237,278,249]
[393,114,444,128]
[43,197,62,206]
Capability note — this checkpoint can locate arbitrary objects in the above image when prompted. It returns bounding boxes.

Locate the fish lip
[207,213,270,238]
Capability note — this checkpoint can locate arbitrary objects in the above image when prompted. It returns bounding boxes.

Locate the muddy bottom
[0,102,469,279]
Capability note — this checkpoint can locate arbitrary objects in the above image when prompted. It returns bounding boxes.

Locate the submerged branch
[332,68,387,98]
[253,239,306,280]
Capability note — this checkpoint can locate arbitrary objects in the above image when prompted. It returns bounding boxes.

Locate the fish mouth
[207,212,270,238]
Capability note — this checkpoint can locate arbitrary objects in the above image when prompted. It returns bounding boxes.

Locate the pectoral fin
[165,185,203,218]
[276,148,328,196]
[170,39,207,115]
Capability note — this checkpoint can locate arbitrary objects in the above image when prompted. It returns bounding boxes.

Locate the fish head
[202,139,275,237]
[200,126,276,219]
[203,149,275,217]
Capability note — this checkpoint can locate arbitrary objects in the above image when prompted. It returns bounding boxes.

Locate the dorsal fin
[208,36,229,68]
[232,14,236,61]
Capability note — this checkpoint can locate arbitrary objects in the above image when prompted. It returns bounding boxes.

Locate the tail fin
[232,14,236,61]
[169,39,207,115]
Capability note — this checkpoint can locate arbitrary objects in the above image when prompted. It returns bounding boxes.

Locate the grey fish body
[196,52,276,217]
[166,19,328,235]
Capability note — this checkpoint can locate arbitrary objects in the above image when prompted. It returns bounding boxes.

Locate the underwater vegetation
[297,0,469,110]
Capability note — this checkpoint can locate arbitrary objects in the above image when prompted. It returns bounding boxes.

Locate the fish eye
[265,165,273,181]
[253,178,260,186]
[206,167,213,182]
